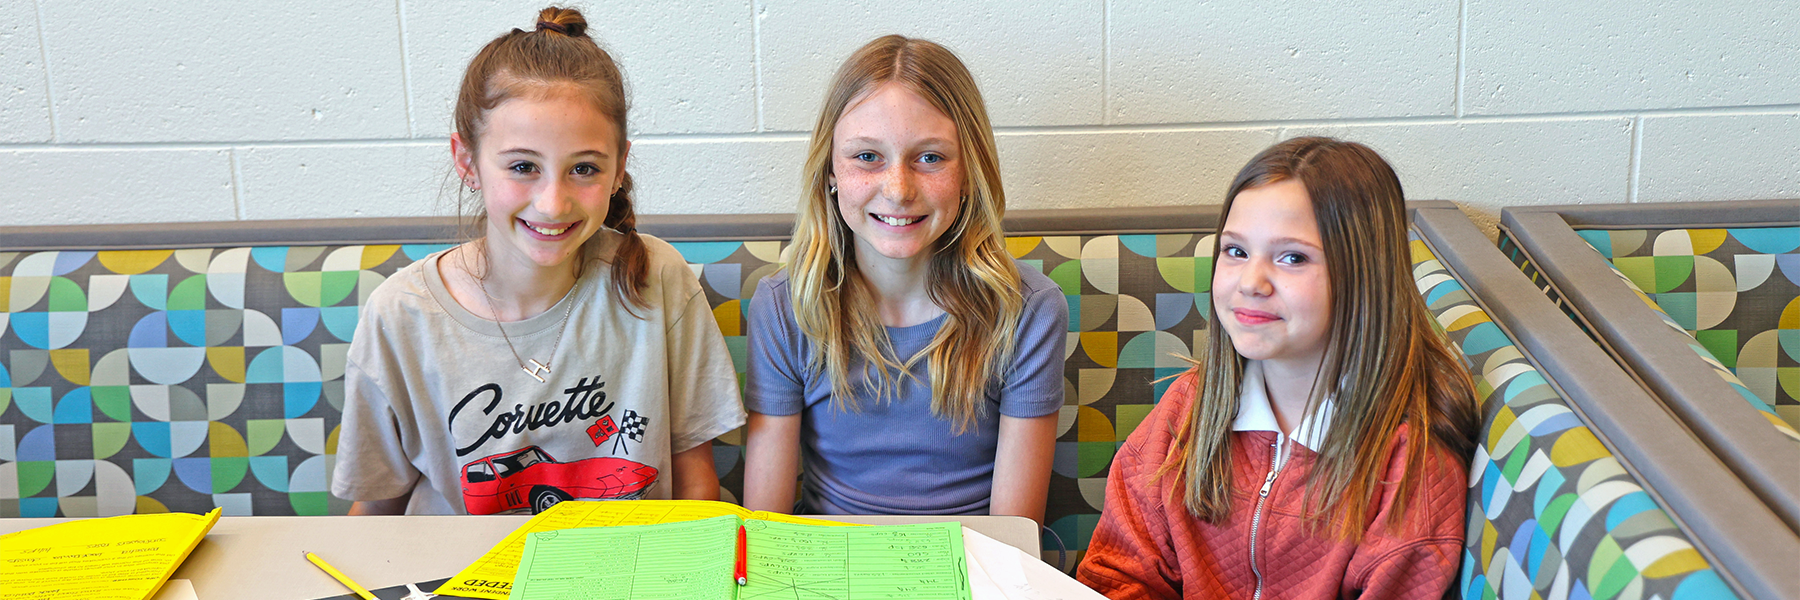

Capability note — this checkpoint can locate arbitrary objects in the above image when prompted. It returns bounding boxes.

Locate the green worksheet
[508,515,971,600]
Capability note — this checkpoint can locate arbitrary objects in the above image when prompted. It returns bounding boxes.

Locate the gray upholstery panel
[1504,199,1800,229]
[0,206,1236,252]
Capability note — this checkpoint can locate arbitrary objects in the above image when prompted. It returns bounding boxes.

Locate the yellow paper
[439,500,855,599]
[0,508,222,600]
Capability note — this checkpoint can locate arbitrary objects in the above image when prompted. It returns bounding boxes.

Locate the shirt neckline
[1230,360,1335,451]
[421,247,594,338]
[885,312,950,343]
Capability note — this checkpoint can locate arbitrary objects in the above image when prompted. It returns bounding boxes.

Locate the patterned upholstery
[0,233,1204,529]
[1574,228,1800,433]
[0,216,1736,598]
[1413,237,1733,600]
[1499,227,1800,444]
[0,245,453,517]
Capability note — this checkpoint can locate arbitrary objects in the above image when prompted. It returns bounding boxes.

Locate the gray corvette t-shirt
[332,232,746,514]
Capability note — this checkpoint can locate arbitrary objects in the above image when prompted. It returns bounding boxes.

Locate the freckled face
[1212,179,1333,368]
[453,90,627,273]
[829,82,964,269]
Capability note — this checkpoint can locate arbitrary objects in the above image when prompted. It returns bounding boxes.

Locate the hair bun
[534,7,588,37]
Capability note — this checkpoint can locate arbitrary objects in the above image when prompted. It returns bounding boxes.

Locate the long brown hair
[787,35,1021,432]
[1164,137,1479,538]
[453,6,648,309]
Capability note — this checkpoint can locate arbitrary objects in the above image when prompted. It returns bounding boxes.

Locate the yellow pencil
[303,550,377,600]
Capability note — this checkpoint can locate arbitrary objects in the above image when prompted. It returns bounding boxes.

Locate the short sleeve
[743,275,808,416]
[330,316,422,502]
[997,269,1069,418]
[657,252,749,453]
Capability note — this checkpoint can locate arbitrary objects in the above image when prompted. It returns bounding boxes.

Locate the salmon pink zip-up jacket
[1077,371,1468,600]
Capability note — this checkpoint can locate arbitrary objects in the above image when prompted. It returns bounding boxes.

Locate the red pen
[735,524,749,586]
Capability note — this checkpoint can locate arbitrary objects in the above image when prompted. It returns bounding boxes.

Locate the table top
[0,513,1041,600]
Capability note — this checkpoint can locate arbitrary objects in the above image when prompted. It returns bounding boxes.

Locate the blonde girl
[741,36,1065,521]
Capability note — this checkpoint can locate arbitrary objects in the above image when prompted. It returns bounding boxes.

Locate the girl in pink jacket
[1078,137,1481,599]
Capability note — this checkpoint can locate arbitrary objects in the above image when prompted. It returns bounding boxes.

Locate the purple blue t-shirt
[744,262,1068,515]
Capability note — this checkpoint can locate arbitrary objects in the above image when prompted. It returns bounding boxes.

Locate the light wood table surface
[1,513,1040,599]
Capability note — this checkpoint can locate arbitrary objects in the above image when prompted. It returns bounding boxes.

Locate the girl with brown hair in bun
[332,7,744,515]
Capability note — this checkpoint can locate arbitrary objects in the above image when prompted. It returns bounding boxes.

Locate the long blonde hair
[1164,137,1480,538]
[787,35,1022,432]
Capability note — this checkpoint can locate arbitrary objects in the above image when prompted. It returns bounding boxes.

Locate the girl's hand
[991,413,1058,524]
[671,440,721,501]
[743,412,803,513]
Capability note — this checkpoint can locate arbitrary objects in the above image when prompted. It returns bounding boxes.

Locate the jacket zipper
[1248,436,1291,600]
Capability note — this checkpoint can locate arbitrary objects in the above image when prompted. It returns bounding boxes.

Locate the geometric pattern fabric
[1412,237,1734,600]
[1575,227,1800,433]
[1,245,450,518]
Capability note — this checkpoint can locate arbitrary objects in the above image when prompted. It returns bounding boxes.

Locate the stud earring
[828,184,837,196]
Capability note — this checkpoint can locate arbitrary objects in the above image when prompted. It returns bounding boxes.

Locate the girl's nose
[880,165,915,202]
[534,177,573,216]
[1239,260,1274,297]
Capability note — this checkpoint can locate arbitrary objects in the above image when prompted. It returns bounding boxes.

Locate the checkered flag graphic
[612,410,648,454]
[622,410,647,442]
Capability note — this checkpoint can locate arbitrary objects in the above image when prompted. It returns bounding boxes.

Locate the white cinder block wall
[3,1,1797,234]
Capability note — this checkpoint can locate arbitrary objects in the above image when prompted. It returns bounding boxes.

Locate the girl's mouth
[1233,308,1280,325]
[522,219,579,239]
[872,213,926,227]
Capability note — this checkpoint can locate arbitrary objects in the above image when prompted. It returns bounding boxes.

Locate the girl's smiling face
[1212,178,1333,369]
[454,89,627,273]
[829,82,964,269]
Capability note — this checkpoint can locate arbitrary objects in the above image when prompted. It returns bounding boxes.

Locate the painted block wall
[2,1,1796,233]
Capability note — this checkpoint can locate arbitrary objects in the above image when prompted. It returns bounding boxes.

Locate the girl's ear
[451,133,479,189]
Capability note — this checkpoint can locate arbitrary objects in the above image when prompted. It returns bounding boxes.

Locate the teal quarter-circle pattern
[1575,228,1800,433]
[0,245,449,518]
[1412,237,1734,600]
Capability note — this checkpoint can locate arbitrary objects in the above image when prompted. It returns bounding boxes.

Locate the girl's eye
[571,163,599,176]
[854,151,880,163]
[918,153,944,164]
[508,162,538,174]
[1222,245,1247,259]
[1279,252,1310,265]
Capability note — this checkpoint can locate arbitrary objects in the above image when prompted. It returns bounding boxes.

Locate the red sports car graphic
[460,445,658,514]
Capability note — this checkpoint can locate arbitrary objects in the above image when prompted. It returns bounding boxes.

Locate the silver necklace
[477,265,580,384]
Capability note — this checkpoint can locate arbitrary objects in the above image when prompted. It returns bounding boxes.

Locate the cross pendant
[522,359,551,383]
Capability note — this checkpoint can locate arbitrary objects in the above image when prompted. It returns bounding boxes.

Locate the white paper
[965,535,1009,600]
[151,579,198,600]
[961,527,1107,600]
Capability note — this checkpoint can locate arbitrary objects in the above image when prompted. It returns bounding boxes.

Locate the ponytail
[603,171,649,310]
